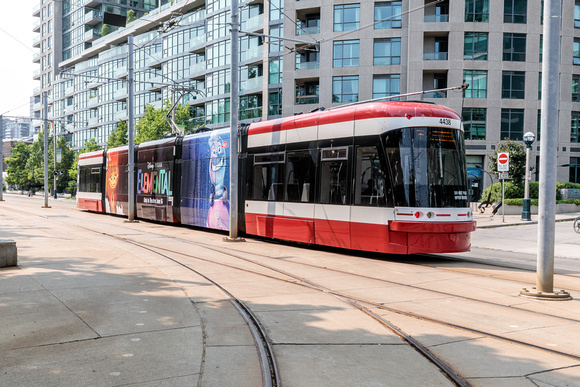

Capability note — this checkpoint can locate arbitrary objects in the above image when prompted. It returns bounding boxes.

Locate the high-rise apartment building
[31,0,580,199]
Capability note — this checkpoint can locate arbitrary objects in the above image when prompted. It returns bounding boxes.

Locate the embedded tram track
[5,199,580,384]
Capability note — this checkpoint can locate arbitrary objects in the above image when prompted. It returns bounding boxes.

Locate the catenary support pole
[521,0,571,300]
[53,123,57,199]
[0,114,4,201]
[42,92,50,208]
[226,0,241,241]
[127,35,136,222]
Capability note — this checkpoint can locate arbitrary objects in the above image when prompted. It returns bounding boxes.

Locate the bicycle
[574,216,580,234]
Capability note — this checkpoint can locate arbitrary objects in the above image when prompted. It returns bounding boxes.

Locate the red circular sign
[498,154,508,164]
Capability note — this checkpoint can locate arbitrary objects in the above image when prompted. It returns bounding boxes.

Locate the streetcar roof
[248,102,460,136]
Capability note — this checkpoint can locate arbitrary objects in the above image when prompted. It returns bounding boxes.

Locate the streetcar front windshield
[383,127,468,208]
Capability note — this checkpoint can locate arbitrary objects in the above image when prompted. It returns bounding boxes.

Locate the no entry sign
[498,152,509,172]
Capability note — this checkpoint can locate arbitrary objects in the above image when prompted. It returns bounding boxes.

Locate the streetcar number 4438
[439,118,451,125]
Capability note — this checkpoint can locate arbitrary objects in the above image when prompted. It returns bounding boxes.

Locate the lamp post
[521,131,535,221]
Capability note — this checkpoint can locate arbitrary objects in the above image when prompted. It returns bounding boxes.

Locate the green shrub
[480,181,562,203]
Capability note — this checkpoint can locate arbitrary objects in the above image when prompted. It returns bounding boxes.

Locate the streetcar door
[315,146,351,249]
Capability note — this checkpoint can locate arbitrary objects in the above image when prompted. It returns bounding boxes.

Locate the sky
[0,0,38,119]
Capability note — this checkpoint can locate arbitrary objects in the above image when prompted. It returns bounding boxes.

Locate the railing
[240,46,262,62]
[99,46,128,62]
[296,61,320,70]
[240,107,262,120]
[424,14,449,23]
[423,90,447,98]
[189,62,206,77]
[296,95,319,104]
[240,76,263,91]
[242,14,264,31]
[296,25,320,35]
[423,52,448,60]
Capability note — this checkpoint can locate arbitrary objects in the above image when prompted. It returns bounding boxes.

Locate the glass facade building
[29,0,580,189]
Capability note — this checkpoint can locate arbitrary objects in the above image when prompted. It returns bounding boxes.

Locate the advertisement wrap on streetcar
[77,101,476,255]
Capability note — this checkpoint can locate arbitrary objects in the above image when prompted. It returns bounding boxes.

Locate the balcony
[114,66,128,79]
[188,62,206,78]
[240,46,262,63]
[296,61,319,70]
[88,116,99,127]
[424,14,449,22]
[84,10,103,26]
[33,52,41,63]
[423,52,448,60]
[423,90,447,99]
[115,110,128,121]
[88,97,99,108]
[296,95,319,105]
[240,76,263,92]
[296,25,320,36]
[33,20,40,33]
[33,69,41,80]
[33,36,41,48]
[65,86,75,97]
[33,87,41,97]
[84,0,102,7]
[84,28,101,43]
[114,87,128,100]
[32,4,40,17]
[241,14,264,31]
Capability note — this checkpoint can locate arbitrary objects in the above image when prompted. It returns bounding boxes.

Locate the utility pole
[42,92,50,208]
[520,0,571,300]
[127,35,136,222]
[225,0,241,241]
[0,114,4,202]
[53,123,57,199]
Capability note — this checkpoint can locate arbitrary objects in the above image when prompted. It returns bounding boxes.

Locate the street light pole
[42,92,50,209]
[521,132,535,221]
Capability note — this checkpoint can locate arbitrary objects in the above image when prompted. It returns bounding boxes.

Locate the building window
[501,109,524,140]
[570,157,580,183]
[575,39,580,65]
[296,81,319,105]
[269,58,282,84]
[239,94,262,120]
[333,76,359,103]
[571,111,580,143]
[296,48,319,70]
[268,89,282,117]
[373,74,400,99]
[463,70,487,98]
[333,40,359,67]
[573,75,580,102]
[503,33,526,61]
[374,38,401,65]
[464,32,488,60]
[537,109,541,141]
[502,71,525,99]
[465,0,489,22]
[462,108,486,140]
[334,4,360,32]
[576,1,580,28]
[538,72,542,100]
[374,2,402,29]
[269,0,283,20]
[504,0,527,24]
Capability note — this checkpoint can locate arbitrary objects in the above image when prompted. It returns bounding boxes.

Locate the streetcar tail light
[414,211,421,218]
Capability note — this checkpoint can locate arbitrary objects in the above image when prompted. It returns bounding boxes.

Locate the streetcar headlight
[427,212,434,219]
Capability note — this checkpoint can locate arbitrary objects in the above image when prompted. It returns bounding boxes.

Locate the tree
[5,142,33,189]
[134,99,198,144]
[67,138,101,194]
[126,9,137,24]
[54,136,75,193]
[487,139,526,185]
[107,120,128,148]
[100,24,111,37]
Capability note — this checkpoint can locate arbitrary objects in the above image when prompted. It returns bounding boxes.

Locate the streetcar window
[249,152,285,201]
[354,146,386,206]
[383,128,468,208]
[78,165,101,193]
[320,147,349,205]
[285,150,315,203]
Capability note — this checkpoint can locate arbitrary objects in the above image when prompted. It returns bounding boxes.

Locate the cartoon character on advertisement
[206,132,229,230]
[105,152,124,215]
